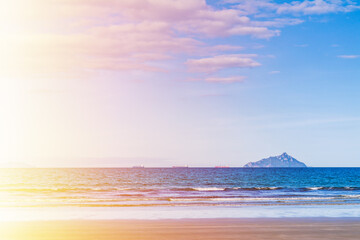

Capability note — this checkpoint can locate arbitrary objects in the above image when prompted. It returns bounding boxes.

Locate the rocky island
[244,152,307,168]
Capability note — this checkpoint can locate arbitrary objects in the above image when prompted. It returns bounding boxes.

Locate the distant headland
[244,152,307,168]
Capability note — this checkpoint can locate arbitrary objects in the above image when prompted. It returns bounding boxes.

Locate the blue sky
[1,0,360,167]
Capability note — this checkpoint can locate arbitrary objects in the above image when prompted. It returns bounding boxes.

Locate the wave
[306,187,323,190]
[0,187,132,193]
[3,192,360,208]
[339,195,360,198]
[183,186,360,192]
[172,187,284,192]
[188,186,360,192]
[238,187,283,191]
[300,187,360,191]
[1,186,360,194]
[166,195,360,202]
[191,187,226,191]
[177,186,359,192]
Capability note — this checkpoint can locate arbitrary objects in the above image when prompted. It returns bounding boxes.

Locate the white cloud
[230,0,360,15]
[338,55,360,59]
[277,0,360,15]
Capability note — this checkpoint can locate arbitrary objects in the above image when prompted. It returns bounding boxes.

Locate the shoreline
[3,205,360,221]
[2,218,360,240]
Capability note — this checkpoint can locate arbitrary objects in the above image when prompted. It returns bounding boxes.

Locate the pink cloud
[206,45,244,52]
[174,9,278,38]
[58,0,281,38]
[186,54,261,73]
[205,76,246,83]
[7,0,354,79]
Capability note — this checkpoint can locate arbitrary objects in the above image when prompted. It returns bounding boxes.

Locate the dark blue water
[122,167,360,189]
[1,168,360,207]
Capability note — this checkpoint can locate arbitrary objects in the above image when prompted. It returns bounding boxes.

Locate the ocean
[1,168,360,220]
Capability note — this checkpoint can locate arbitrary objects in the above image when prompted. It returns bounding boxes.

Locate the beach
[1,218,360,240]
[2,168,360,239]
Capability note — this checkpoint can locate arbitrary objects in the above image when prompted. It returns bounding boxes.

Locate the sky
[1,0,360,167]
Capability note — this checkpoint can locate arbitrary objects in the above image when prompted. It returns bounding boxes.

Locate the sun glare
[0,78,24,164]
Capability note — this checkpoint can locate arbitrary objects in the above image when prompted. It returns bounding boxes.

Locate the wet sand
[1,218,360,240]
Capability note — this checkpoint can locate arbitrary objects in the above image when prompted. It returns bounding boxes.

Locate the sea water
[1,168,360,220]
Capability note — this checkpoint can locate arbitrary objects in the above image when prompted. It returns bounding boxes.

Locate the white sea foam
[340,195,360,198]
[168,196,339,202]
[307,187,322,190]
[192,187,225,191]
